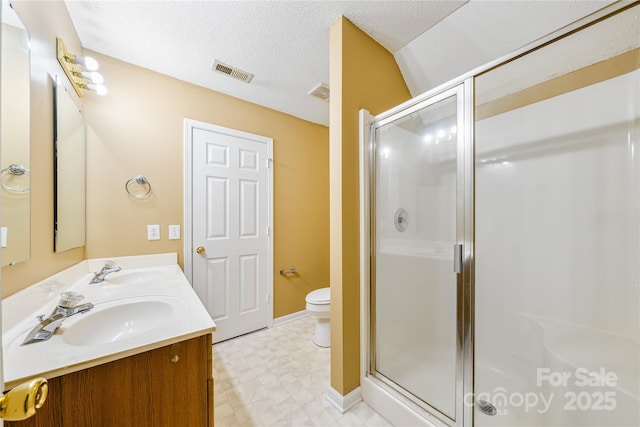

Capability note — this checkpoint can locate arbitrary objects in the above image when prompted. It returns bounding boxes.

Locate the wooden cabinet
[7,334,213,427]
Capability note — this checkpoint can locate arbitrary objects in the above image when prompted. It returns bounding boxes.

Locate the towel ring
[125,175,152,199]
[1,164,31,193]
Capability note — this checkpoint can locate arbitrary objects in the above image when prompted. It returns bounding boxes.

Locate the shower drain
[477,400,497,416]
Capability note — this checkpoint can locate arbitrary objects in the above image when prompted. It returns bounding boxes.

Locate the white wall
[475,69,639,427]
[395,0,613,97]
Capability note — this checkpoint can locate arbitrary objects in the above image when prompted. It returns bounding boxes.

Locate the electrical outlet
[147,224,160,240]
[169,225,180,240]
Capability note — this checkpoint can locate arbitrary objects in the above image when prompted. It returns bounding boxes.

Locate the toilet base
[313,317,331,347]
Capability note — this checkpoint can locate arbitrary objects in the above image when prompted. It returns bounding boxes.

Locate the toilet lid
[306,287,330,304]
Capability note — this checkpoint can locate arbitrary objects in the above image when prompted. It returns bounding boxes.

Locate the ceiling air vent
[211,60,254,83]
[308,83,330,102]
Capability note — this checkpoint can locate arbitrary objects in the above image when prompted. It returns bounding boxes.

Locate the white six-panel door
[187,120,272,343]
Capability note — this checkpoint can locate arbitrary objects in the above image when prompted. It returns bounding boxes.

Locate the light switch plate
[169,225,180,240]
[147,224,160,240]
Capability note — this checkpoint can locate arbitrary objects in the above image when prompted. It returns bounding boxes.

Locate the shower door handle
[454,244,463,273]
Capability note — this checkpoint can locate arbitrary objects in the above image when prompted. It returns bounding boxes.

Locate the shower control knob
[394,208,409,232]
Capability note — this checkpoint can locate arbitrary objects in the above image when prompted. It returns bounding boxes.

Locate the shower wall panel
[474,6,639,426]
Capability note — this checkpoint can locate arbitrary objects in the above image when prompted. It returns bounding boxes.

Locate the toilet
[305,287,330,347]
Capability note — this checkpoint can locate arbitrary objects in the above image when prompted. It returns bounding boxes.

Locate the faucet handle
[103,260,118,269]
[58,291,84,308]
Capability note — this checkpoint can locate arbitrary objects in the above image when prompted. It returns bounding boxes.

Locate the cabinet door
[7,335,212,427]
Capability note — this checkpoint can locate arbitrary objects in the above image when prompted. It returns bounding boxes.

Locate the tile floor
[213,315,393,427]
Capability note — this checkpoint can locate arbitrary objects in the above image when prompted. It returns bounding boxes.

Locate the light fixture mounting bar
[56,37,86,97]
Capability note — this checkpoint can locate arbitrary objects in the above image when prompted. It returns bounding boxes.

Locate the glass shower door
[370,85,466,424]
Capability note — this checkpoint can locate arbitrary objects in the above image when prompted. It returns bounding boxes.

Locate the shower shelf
[524,314,639,401]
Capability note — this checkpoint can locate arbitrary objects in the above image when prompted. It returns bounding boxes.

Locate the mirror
[53,75,86,252]
[1,0,30,267]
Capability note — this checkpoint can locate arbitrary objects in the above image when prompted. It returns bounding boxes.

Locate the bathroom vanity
[2,254,215,426]
[6,334,212,427]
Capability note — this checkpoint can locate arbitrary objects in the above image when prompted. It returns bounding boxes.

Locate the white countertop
[2,253,215,389]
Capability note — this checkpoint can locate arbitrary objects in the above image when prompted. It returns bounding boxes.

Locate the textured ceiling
[65,0,614,127]
[65,0,467,126]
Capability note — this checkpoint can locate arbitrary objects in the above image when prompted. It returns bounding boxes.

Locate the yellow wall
[329,17,411,395]
[2,1,85,297]
[82,52,329,318]
[3,2,330,320]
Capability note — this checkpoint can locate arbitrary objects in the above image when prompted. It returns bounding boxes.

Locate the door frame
[183,118,274,329]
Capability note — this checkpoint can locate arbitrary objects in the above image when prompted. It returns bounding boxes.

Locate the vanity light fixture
[72,70,104,84]
[56,38,107,97]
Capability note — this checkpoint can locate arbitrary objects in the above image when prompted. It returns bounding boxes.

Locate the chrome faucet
[89,260,121,284]
[21,292,94,345]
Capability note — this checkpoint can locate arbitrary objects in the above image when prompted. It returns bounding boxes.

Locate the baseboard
[273,310,308,327]
[326,386,362,414]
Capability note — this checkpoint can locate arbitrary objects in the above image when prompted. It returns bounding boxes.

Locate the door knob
[0,377,48,421]
[196,246,205,254]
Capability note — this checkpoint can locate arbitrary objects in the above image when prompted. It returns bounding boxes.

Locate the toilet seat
[305,287,330,305]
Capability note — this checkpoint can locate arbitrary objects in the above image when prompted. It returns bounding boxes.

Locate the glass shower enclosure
[362,3,638,427]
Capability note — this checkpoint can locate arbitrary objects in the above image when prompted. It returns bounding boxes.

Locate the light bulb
[423,134,434,143]
[450,125,457,134]
[436,129,446,138]
[77,55,99,71]
[87,83,108,95]
[82,71,104,84]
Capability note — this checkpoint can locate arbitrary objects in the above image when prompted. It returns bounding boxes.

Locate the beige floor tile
[217,413,240,427]
[276,396,298,416]
[310,409,341,426]
[364,413,393,427]
[334,411,366,427]
[213,316,391,426]
[215,401,235,420]
[350,402,378,423]
[232,406,253,424]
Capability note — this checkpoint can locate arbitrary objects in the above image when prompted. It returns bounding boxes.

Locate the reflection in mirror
[53,75,86,252]
[1,0,30,267]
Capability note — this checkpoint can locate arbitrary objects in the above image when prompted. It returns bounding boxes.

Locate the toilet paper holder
[279,267,297,275]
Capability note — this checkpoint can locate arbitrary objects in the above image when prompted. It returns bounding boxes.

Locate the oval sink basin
[62,299,176,346]
[105,270,168,285]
